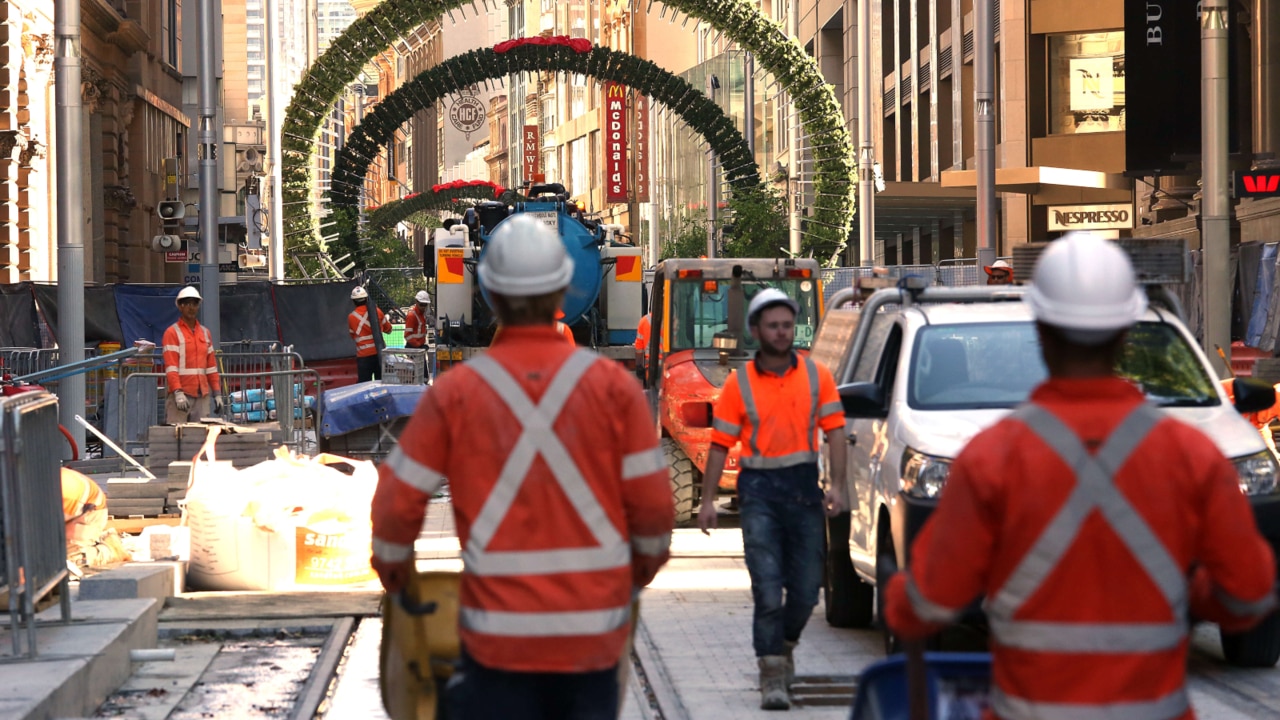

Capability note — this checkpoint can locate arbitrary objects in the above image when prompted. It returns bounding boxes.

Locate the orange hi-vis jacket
[711,353,845,469]
[163,319,219,397]
[635,314,651,353]
[348,305,392,358]
[404,305,430,348]
[886,378,1277,720]
[61,467,106,521]
[371,325,674,673]
[556,321,576,346]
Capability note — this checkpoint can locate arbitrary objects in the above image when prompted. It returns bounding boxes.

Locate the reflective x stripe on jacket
[162,321,218,396]
[711,355,842,469]
[404,306,429,347]
[348,306,388,357]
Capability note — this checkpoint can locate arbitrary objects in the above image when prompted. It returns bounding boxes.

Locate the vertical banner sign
[522,125,540,182]
[605,82,629,204]
[1124,0,1238,174]
[634,93,651,203]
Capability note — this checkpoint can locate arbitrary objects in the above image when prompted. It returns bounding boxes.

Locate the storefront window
[1048,32,1125,135]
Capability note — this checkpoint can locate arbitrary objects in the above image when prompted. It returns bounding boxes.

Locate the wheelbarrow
[849,651,992,720]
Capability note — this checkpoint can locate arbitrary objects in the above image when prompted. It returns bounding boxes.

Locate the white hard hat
[748,288,800,325]
[176,286,202,305]
[1026,232,1147,342]
[415,290,430,304]
[351,286,369,301]
[479,214,574,297]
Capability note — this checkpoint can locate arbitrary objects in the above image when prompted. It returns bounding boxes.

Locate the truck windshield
[907,321,1220,410]
[669,279,821,351]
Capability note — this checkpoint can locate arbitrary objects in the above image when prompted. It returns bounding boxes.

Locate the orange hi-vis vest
[163,319,219,397]
[348,305,392,358]
[886,379,1277,720]
[371,326,674,673]
[711,354,844,469]
[61,467,106,521]
[404,305,430,348]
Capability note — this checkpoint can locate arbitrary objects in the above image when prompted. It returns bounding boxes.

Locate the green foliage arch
[366,183,527,234]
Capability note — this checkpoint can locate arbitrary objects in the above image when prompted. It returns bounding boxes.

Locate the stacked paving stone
[144,422,284,471]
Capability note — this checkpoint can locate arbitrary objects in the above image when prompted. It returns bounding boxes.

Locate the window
[668,279,821,351]
[1048,31,1125,135]
[163,0,181,71]
[569,136,588,196]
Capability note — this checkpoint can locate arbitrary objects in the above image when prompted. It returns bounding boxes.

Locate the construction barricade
[0,390,72,657]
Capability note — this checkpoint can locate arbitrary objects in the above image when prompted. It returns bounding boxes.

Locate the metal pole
[974,0,996,250]
[744,52,756,156]
[707,74,717,259]
[197,0,220,344]
[788,0,802,256]
[1202,0,1231,369]
[55,0,86,454]
[355,84,367,229]
[858,0,876,266]
[265,0,284,280]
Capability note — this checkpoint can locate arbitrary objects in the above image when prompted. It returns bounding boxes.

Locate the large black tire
[825,514,874,628]
[1221,609,1280,667]
[875,535,901,655]
[663,438,701,526]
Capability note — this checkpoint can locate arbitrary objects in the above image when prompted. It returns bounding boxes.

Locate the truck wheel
[876,535,900,655]
[1221,610,1280,667]
[663,438,701,526]
[825,514,874,629]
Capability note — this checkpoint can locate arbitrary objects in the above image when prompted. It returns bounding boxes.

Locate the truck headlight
[902,448,951,499]
[1234,451,1279,496]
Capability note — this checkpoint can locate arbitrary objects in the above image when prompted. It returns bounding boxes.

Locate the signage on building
[449,95,486,138]
[634,93,650,203]
[522,125,540,182]
[1236,171,1280,198]
[1068,57,1114,112]
[165,251,186,263]
[1047,203,1134,231]
[1125,0,1238,174]
[604,82,628,204]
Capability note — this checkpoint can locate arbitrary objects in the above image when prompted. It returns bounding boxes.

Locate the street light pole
[265,0,284,280]
[197,0,220,344]
[788,0,802,256]
[55,0,87,453]
[858,0,876,266]
[974,0,997,256]
[1202,0,1231,369]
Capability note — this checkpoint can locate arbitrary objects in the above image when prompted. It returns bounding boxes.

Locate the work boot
[758,656,791,710]
[783,640,798,687]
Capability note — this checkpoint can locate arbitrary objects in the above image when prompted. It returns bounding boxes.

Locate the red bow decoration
[493,36,592,55]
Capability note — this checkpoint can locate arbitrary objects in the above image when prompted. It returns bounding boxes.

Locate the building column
[1255,0,1280,168]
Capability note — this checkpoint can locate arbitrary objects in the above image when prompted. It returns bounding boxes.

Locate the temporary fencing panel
[0,390,71,656]
[115,285,181,347]
[221,282,281,345]
[34,284,125,345]
[0,284,41,349]
[274,282,361,362]
[1246,244,1278,348]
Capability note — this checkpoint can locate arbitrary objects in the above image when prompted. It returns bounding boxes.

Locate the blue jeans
[445,649,619,720]
[739,472,826,658]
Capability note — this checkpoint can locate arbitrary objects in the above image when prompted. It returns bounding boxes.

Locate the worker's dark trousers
[446,649,618,720]
[356,354,380,383]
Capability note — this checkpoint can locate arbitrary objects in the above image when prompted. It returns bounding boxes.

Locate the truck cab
[642,258,825,524]
[817,280,1280,667]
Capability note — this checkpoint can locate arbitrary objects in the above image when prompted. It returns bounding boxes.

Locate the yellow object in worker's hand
[379,571,461,720]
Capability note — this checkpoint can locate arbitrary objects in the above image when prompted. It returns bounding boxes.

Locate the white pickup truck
[815,282,1280,667]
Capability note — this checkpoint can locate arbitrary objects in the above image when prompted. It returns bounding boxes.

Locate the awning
[939,166,1130,193]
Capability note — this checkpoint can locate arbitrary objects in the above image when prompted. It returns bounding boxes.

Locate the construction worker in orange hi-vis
[634,312,651,372]
[885,232,1277,720]
[555,308,576,346]
[371,213,674,719]
[1222,377,1280,454]
[403,290,433,383]
[163,286,222,424]
[349,285,392,383]
[699,287,849,711]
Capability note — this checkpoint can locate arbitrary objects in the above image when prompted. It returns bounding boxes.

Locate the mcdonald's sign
[604,82,628,204]
[634,95,650,203]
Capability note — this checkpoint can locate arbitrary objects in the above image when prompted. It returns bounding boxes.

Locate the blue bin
[849,653,991,720]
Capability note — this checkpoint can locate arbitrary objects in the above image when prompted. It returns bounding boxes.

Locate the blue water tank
[477,202,602,325]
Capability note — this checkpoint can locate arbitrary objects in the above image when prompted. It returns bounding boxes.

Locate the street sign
[1236,171,1280,198]
[165,251,186,263]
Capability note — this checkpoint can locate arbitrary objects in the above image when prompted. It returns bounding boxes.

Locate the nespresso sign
[1047,204,1133,231]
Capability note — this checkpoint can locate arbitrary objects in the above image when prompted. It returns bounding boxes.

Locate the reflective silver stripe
[384,446,445,495]
[739,451,821,469]
[622,447,665,479]
[631,532,671,556]
[804,356,819,453]
[989,617,1187,653]
[372,537,414,563]
[461,604,631,637]
[464,351,628,577]
[711,417,741,437]
[905,576,962,623]
[175,323,188,374]
[819,401,843,418]
[163,345,181,353]
[988,403,1190,655]
[165,365,180,374]
[990,687,1189,720]
[1214,586,1279,618]
[177,368,204,376]
[737,362,762,457]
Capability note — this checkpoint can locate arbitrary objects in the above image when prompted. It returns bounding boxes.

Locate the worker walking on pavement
[349,285,392,383]
[885,233,1277,719]
[403,290,433,383]
[699,288,849,711]
[371,214,675,720]
[163,286,222,424]
[634,312,651,378]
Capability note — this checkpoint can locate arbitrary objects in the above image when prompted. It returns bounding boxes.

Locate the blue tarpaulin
[320,382,424,438]
[1247,243,1278,347]
[115,285,181,347]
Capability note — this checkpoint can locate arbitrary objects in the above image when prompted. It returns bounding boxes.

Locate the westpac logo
[1239,173,1280,195]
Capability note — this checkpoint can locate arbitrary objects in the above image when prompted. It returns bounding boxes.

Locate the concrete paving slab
[79,565,176,603]
[96,643,221,720]
[159,590,381,622]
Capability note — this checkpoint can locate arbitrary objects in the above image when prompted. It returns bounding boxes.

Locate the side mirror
[838,381,888,419]
[1232,377,1277,414]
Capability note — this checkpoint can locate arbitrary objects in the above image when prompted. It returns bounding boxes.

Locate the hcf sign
[1236,171,1280,198]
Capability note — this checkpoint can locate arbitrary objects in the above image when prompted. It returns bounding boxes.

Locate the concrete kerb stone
[78,564,179,603]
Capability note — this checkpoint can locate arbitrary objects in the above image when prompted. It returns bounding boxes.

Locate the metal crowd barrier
[0,390,71,657]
